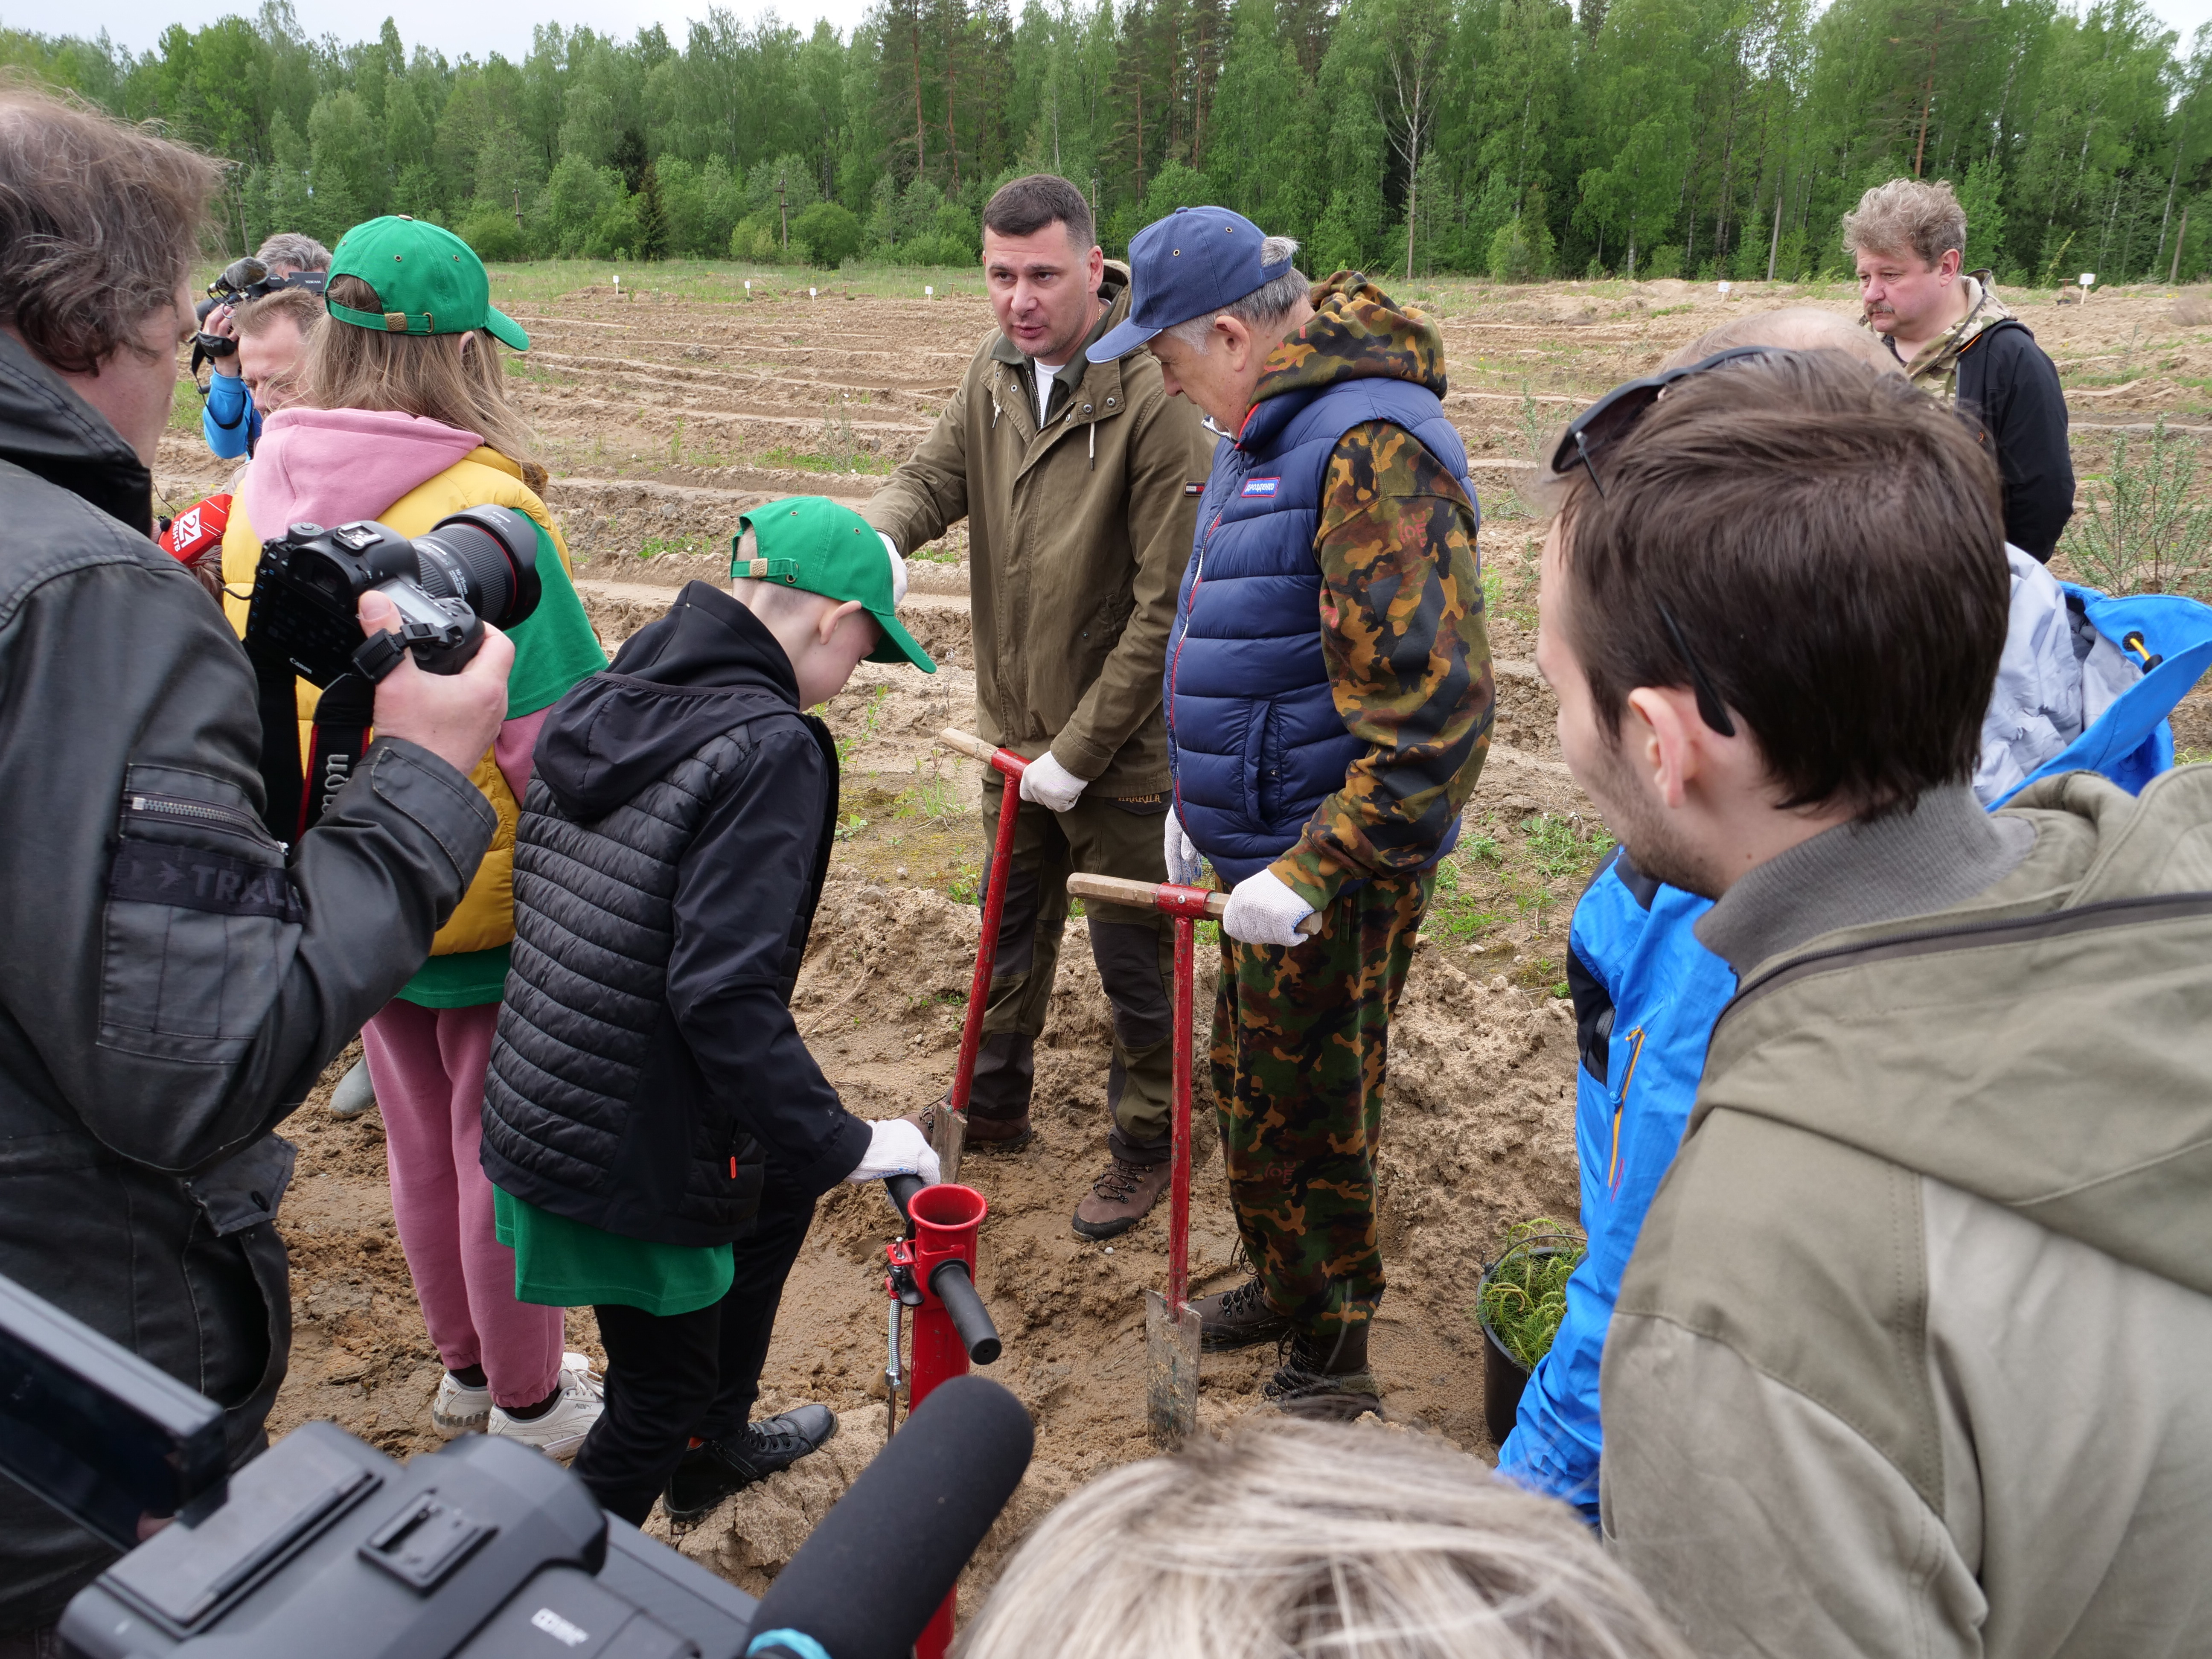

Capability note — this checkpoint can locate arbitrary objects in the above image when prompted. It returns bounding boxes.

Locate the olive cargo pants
[973,771,1175,1160]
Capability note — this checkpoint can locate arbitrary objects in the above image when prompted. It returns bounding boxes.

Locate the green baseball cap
[323,215,531,351]
[734,496,937,673]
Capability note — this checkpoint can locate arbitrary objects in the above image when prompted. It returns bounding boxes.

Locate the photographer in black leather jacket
[0,88,512,1640]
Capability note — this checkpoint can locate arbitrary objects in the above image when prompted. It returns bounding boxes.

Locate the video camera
[191,257,327,371]
[244,509,544,687]
[0,1269,1032,1659]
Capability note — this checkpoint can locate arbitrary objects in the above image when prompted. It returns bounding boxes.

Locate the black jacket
[1954,318,2074,562]
[480,582,868,1248]
[0,335,495,1627]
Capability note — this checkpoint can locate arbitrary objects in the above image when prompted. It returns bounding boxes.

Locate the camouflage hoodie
[1246,271,1495,911]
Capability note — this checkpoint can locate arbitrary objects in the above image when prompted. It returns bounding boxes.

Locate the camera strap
[303,677,375,835]
[253,655,305,845]
[253,661,374,844]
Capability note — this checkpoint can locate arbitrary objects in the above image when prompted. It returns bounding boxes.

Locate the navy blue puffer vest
[1166,377,1476,883]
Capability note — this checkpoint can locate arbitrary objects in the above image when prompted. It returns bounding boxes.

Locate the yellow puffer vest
[222,448,574,955]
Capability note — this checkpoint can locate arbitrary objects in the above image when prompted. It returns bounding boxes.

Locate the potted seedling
[1474,1218,1586,1447]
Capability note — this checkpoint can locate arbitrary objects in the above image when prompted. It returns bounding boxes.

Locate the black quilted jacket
[481,582,870,1246]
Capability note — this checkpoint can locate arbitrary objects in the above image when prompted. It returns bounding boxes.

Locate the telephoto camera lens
[408,505,543,632]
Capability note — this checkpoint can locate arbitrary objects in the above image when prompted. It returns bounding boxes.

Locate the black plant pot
[1476,1242,1577,1449]
[1479,1312,1530,1448]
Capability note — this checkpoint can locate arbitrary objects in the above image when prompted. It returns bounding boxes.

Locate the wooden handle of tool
[936,728,999,764]
[1066,873,1323,935]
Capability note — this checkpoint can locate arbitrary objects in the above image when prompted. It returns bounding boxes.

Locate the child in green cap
[478,496,936,1526]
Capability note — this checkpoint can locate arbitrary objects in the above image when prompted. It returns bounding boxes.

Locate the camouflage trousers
[1211,869,1433,1339]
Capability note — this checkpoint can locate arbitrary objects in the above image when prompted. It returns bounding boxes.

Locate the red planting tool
[930,728,1030,1182]
[881,1176,1000,1659]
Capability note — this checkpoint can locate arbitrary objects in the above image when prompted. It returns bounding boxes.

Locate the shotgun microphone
[744,1375,1033,1659]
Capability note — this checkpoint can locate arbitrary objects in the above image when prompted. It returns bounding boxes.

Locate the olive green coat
[865,265,1215,795]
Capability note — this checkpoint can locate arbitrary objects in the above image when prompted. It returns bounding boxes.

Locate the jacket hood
[1701,764,2212,1296]
[0,332,153,535]
[533,580,801,820]
[1245,270,1447,429]
[242,407,483,536]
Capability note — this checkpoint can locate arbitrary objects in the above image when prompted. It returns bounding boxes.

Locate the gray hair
[1164,235,1308,352]
[1839,178,1965,269]
[255,231,330,275]
[955,1418,1694,1659]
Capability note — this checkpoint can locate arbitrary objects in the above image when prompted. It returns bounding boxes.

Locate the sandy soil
[172,271,2211,1619]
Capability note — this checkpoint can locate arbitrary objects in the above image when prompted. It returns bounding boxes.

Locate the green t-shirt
[495,1187,734,1317]
[399,524,606,1009]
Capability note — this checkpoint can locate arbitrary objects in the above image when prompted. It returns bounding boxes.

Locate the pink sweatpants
[363,998,562,1408]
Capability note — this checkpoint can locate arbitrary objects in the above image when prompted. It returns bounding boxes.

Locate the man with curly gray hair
[1843,178,2072,559]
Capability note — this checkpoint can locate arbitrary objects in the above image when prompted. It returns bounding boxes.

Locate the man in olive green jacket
[1535,348,2212,1656]
[867,175,1214,1238]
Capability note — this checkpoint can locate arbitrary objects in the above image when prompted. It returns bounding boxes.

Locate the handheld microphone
[745,1375,1033,1659]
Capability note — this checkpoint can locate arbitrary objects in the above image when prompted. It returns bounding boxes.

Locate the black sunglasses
[1551,348,1788,739]
[1551,346,1789,500]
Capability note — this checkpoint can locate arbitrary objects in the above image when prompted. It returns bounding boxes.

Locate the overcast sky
[58,0,2212,69]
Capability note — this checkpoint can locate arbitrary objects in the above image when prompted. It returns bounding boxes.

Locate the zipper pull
[1089,421,1096,469]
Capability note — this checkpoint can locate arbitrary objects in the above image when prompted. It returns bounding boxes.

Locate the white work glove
[1220,869,1316,948]
[844,1117,942,1186]
[1019,751,1088,812]
[1164,805,1203,886]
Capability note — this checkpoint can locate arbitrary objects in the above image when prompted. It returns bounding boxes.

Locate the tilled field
[154,270,2212,1617]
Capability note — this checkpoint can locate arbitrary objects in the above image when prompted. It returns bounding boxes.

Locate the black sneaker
[1191,1276,1292,1352]
[662,1403,838,1524]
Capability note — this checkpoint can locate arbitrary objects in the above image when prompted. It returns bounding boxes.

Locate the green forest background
[7,0,2212,285]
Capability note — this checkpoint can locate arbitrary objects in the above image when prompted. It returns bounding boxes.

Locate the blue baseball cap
[1087,206,1295,362]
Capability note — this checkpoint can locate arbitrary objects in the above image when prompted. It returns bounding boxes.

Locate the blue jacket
[203,370,260,460]
[1167,377,1473,883]
[1499,584,2212,1522]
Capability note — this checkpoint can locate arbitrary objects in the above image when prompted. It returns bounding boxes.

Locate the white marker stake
[612,274,620,299]
[810,287,818,300]
[926,285,934,299]
[744,279,752,295]
[1717,279,1732,296]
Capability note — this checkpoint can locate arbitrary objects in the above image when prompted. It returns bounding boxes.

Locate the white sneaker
[486,1353,604,1462]
[431,1372,492,1438]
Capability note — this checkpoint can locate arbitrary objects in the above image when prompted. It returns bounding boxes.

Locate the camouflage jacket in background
[1249,271,1496,912]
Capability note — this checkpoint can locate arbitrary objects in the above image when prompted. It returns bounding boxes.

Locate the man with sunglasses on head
[1090,209,1493,1415]
[1537,346,2212,1656]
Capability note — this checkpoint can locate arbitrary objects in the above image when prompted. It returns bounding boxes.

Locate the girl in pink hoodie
[248,218,608,1457]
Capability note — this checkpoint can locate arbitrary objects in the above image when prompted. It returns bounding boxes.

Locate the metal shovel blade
[928,1103,967,1187]
[1146,1289,1201,1445]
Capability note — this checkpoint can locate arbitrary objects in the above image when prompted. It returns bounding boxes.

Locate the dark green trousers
[1211,870,1432,1338]
[974,773,1175,1157]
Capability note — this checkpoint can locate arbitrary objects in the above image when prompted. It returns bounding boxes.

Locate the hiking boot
[1192,1277,1292,1352]
[1263,1325,1381,1421]
[663,1404,838,1524]
[1071,1155,1171,1241]
[925,1093,1032,1155]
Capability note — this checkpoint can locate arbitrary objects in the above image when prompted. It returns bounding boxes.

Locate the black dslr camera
[244,507,544,687]
[191,258,328,370]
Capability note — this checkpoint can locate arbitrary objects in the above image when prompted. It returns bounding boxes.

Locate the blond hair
[1841,178,1967,269]
[306,271,545,491]
[956,1419,1693,1659]
[232,284,323,343]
